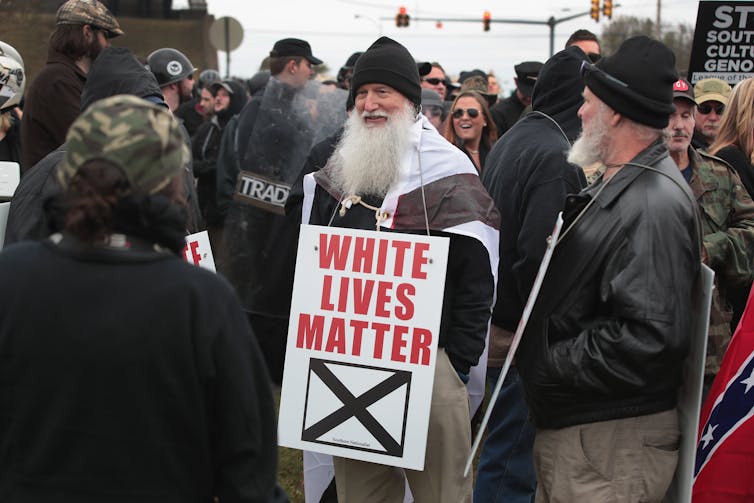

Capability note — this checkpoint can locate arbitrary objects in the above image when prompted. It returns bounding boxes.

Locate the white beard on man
[327,101,416,198]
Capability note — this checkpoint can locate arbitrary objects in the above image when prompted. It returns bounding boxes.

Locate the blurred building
[0,0,217,86]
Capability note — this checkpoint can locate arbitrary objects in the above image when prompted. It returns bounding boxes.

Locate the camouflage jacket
[689,147,754,374]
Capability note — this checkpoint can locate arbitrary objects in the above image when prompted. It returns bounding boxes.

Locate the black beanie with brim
[583,36,677,129]
[349,37,421,108]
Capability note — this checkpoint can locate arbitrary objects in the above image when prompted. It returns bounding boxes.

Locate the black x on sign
[301,358,411,457]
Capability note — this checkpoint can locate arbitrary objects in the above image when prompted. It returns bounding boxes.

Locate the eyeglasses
[423,106,443,117]
[697,103,725,115]
[422,77,446,86]
[579,60,629,89]
[452,108,480,119]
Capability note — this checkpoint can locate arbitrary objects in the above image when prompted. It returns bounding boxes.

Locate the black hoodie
[191,80,247,226]
[480,46,588,348]
[80,47,165,113]
[5,48,174,245]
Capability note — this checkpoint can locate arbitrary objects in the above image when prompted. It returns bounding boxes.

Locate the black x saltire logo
[302,359,411,457]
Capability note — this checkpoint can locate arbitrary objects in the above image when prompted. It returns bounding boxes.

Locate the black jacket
[6,47,201,244]
[192,80,246,226]
[482,46,587,338]
[490,92,526,137]
[517,141,701,429]
[0,237,286,502]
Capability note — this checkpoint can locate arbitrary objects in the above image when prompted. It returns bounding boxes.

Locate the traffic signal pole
[386,3,618,57]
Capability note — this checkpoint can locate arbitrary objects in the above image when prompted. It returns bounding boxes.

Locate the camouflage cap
[56,0,123,38]
[58,95,189,195]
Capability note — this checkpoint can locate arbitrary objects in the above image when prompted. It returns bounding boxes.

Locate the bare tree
[600,16,694,76]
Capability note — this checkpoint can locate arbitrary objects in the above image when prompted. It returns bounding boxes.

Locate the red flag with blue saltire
[693,287,754,502]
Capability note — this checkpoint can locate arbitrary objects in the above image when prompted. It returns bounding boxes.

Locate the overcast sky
[178,0,701,92]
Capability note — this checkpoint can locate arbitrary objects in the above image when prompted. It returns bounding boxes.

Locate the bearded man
[21,0,122,171]
[516,36,701,502]
[301,36,499,503]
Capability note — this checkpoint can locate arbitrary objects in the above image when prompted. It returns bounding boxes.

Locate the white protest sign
[279,224,449,470]
[182,231,216,272]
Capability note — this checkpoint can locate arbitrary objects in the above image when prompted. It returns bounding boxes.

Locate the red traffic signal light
[396,6,410,27]
[483,11,491,31]
[602,0,613,19]
[590,0,600,21]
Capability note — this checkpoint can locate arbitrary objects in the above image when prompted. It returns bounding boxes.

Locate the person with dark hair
[191,79,247,263]
[0,94,286,503]
[175,68,221,137]
[217,37,326,385]
[444,90,498,172]
[420,61,448,100]
[20,0,122,171]
[565,29,601,60]
[490,61,543,136]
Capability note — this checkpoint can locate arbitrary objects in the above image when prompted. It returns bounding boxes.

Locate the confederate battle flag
[693,287,754,501]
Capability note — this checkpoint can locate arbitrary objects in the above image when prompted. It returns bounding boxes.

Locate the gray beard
[567,107,610,169]
[328,102,416,198]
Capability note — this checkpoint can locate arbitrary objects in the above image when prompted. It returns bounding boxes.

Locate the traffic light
[590,0,600,21]
[602,0,613,19]
[483,11,491,31]
[395,6,410,27]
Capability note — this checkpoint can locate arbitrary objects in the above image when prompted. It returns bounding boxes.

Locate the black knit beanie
[583,36,677,129]
[349,37,421,108]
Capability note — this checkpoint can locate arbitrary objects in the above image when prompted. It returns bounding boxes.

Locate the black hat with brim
[270,38,323,65]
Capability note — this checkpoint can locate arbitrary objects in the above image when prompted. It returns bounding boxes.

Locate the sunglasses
[697,103,724,115]
[579,60,629,89]
[452,108,480,119]
[423,106,443,117]
[423,77,446,86]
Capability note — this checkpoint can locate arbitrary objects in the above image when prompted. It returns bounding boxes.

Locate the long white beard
[567,106,610,169]
[328,101,416,197]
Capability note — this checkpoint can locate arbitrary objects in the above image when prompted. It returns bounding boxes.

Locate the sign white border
[279,224,449,470]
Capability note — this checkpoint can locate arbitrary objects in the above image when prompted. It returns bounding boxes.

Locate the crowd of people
[1,0,753,502]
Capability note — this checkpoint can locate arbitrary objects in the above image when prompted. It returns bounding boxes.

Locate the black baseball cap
[270,38,322,65]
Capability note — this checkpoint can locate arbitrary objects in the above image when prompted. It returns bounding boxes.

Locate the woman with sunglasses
[709,77,754,332]
[444,90,498,173]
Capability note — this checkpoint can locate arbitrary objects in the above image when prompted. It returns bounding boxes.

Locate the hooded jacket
[5,48,187,245]
[191,80,247,226]
[481,46,588,361]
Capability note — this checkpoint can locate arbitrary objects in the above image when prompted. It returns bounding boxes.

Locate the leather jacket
[517,140,702,429]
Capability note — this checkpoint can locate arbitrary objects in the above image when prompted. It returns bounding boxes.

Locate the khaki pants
[333,349,473,503]
[533,409,679,503]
